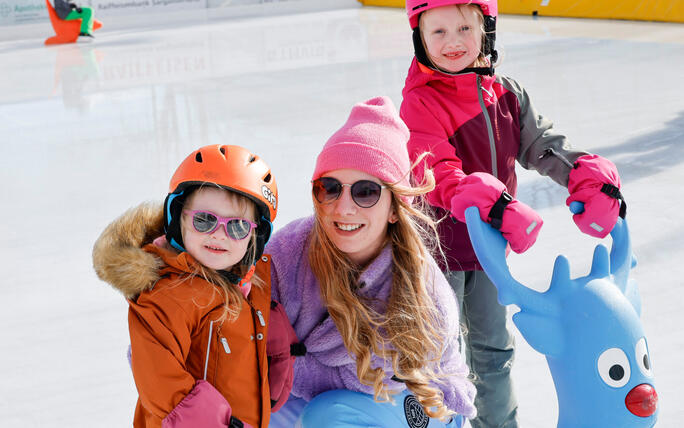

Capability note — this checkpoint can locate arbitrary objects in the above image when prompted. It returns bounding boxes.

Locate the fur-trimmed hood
[92,202,165,299]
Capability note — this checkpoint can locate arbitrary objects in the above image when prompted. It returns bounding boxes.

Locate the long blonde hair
[308,167,456,421]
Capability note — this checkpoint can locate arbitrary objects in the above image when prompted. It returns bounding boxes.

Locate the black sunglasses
[312,177,387,208]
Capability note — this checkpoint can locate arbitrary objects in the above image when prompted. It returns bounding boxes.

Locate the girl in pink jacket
[400,1,625,427]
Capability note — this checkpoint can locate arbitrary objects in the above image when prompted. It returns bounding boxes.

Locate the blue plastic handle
[569,201,585,214]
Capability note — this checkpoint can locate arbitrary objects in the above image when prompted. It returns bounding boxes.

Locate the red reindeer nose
[625,384,658,417]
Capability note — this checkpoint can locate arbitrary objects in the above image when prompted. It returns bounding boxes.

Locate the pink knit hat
[312,96,412,200]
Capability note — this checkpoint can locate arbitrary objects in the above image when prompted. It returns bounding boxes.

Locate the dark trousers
[447,270,519,428]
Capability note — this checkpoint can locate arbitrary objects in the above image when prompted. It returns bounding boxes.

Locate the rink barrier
[356,0,684,23]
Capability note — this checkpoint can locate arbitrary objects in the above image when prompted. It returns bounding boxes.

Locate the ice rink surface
[1,4,683,427]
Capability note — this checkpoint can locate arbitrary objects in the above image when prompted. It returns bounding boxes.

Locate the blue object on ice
[464,206,658,428]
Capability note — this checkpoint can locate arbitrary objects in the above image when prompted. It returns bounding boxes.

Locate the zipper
[221,337,231,354]
[477,74,498,178]
[203,320,215,380]
[256,309,266,327]
[539,147,575,169]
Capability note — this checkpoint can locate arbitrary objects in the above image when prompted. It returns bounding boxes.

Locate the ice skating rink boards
[358,0,684,23]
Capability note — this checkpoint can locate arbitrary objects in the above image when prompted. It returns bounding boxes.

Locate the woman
[267,97,476,427]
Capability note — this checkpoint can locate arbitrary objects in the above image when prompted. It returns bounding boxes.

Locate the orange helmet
[163,144,278,258]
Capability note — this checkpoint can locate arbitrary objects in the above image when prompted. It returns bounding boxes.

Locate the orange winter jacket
[92,203,272,428]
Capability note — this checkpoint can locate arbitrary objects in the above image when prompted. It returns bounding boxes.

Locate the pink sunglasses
[183,210,257,241]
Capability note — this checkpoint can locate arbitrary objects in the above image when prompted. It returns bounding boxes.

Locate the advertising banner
[0,0,48,25]
[93,0,207,17]
[0,0,207,25]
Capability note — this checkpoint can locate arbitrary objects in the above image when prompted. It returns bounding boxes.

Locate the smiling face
[181,186,255,271]
[316,169,397,267]
[420,4,484,73]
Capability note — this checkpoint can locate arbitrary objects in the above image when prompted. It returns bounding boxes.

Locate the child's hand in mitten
[450,172,543,254]
[566,154,623,238]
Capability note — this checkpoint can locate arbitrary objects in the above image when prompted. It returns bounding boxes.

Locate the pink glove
[267,301,300,412]
[450,172,543,254]
[162,380,252,428]
[566,154,623,238]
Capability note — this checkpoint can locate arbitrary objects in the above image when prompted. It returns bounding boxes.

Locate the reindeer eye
[635,338,653,377]
[598,348,631,388]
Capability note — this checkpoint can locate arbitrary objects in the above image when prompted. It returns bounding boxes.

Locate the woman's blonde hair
[179,185,263,322]
[419,3,492,70]
[308,163,457,421]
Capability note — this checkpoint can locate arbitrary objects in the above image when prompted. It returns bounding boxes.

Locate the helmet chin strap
[219,264,254,287]
[238,264,256,288]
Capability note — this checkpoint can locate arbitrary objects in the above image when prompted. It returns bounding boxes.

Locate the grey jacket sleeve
[500,75,589,187]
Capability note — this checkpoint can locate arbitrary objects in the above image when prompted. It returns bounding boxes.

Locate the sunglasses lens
[351,180,383,208]
[226,219,253,240]
[313,177,342,203]
[192,211,218,233]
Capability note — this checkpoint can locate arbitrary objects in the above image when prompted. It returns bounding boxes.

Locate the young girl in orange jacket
[93,145,298,428]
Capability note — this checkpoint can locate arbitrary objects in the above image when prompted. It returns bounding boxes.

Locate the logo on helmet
[262,185,277,210]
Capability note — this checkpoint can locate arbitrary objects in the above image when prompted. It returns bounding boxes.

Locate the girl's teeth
[337,223,361,231]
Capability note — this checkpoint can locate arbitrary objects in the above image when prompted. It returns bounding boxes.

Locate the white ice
[0,5,683,427]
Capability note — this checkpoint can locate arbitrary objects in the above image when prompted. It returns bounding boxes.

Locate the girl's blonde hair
[419,3,491,70]
[308,164,457,421]
[179,185,263,322]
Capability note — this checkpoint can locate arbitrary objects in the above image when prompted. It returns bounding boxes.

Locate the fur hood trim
[92,202,165,299]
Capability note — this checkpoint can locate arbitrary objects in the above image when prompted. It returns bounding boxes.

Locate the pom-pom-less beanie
[312,97,412,195]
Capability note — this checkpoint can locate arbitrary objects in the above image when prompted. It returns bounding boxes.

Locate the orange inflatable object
[44,0,102,45]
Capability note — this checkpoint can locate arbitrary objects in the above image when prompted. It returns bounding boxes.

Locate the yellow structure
[356,0,684,23]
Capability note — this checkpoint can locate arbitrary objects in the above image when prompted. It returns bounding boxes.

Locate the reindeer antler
[464,207,555,314]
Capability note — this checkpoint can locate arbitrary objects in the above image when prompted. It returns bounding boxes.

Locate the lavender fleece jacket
[265,216,477,418]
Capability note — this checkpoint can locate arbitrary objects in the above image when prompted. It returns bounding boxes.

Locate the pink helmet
[406,0,499,69]
[406,0,498,29]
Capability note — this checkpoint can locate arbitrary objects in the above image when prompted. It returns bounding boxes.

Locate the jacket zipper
[477,74,498,178]
[203,320,215,380]
[256,309,266,327]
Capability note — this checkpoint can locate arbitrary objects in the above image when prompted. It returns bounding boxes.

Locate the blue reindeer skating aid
[464,206,658,428]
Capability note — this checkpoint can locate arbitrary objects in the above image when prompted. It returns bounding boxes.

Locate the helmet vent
[219,146,226,156]
[195,152,203,163]
[263,173,272,183]
[248,155,256,163]
[412,2,427,11]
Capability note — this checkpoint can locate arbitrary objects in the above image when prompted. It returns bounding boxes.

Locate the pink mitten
[566,154,623,238]
[162,380,252,428]
[450,172,543,254]
[267,301,299,412]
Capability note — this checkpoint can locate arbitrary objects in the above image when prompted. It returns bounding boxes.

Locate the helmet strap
[238,264,256,288]
[254,216,273,262]
[164,190,189,252]
[483,15,498,63]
